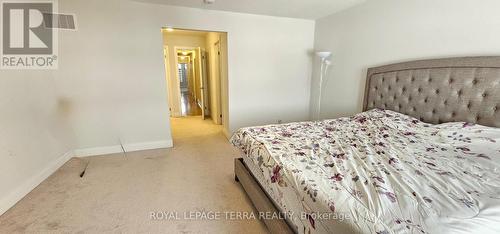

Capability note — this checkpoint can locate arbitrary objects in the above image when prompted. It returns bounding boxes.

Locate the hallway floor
[180,91,202,116]
[0,117,268,233]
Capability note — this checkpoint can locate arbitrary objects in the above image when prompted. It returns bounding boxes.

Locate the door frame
[173,46,198,117]
[163,45,175,116]
[213,41,223,124]
[197,48,209,119]
[162,28,230,137]
[218,33,230,138]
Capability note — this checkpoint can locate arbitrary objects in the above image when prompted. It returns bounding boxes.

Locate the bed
[231,57,500,234]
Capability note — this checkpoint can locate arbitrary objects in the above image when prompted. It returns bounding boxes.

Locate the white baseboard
[73,140,173,157]
[73,145,124,157]
[0,140,174,215]
[123,140,173,152]
[0,150,74,216]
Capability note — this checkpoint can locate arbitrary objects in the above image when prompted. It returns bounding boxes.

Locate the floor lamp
[315,51,332,120]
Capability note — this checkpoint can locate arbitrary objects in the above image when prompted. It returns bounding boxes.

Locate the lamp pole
[315,52,331,120]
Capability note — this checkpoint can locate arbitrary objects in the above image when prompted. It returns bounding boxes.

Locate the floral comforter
[231,109,500,234]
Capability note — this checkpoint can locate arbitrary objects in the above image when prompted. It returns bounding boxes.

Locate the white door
[196,47,209,119]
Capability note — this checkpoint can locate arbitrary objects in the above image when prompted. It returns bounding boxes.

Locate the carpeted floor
[0,117,268,233]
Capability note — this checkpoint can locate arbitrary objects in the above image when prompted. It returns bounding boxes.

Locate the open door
[196,47,209,119]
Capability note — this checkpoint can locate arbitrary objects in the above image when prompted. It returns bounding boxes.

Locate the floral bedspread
[230,109,500,234]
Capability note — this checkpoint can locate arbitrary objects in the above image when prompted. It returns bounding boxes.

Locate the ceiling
[162,28,208,37]
[135,0,365,19]
[177,49,194,56]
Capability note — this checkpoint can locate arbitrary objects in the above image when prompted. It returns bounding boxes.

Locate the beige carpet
[0,117,268,233]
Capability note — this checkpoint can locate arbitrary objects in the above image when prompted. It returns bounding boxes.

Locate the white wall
[58,0,315,149]
[312,0,500,119]
[0,70,75,214]
[56,0,173,153]
[0,0,314,214]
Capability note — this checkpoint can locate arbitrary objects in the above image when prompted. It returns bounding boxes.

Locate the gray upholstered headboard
[363,56,500,128]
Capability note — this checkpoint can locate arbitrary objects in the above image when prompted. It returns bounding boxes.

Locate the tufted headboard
[363,56,500,128]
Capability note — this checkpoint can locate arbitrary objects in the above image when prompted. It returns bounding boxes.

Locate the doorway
[162,28,229,136]
[175,47,203,117]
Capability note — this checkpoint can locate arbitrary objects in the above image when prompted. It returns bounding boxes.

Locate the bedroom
[0,0,499,233]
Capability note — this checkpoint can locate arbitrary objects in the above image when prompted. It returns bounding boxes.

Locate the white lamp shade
[315,51,332,59]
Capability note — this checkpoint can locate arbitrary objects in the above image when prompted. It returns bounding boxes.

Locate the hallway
[163,29,228,124]
[180,91,202,116]
[0,117,268,233]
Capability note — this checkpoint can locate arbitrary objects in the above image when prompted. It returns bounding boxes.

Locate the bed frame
[234,56,500,233]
